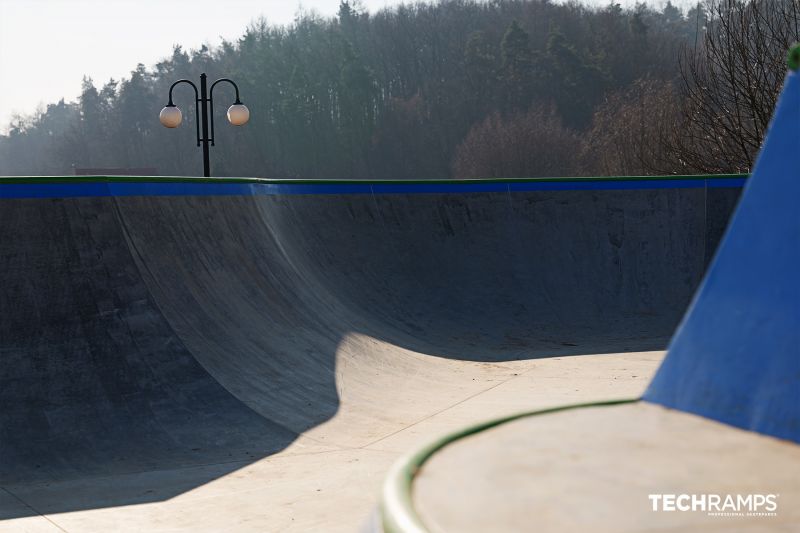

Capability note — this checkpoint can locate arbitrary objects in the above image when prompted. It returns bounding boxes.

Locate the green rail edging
[0,174,747,185]
[379,397,640,533]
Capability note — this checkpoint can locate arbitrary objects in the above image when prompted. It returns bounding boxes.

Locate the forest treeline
[1,0,797,178]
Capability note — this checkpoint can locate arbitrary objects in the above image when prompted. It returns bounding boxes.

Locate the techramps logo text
[648,493,779,517]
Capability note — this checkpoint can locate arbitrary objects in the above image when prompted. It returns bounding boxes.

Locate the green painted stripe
[380,398,640,533]
[0,174,748,185]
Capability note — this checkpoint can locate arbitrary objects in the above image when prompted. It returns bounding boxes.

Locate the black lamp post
[159,73,249,177]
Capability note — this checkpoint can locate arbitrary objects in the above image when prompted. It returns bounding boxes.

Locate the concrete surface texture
[1,351,664,532]
[645,69,800,443]
[0,180,739,530]
[414,402,800,533]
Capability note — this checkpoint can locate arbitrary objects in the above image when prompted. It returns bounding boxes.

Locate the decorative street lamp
[159,73,249,177]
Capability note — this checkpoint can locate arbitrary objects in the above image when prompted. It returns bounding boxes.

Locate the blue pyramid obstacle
[644,68,800,444]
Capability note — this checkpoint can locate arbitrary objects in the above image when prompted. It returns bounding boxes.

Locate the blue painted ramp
[644,71,800,443]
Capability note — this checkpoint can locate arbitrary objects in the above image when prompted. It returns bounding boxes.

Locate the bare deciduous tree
[585,78,683,176]
[451,105,582,178]
[672,0,800,173]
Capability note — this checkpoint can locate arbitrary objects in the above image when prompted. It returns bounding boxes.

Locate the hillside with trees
[0,0,796,178]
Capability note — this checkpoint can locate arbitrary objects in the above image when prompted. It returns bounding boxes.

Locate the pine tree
[500,21,533,112]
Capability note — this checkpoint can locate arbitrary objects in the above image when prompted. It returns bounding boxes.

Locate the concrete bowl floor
[0,348,663,532]
[414,402,800,533]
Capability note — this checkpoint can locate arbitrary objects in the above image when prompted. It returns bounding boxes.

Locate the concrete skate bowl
[0,175,743,517]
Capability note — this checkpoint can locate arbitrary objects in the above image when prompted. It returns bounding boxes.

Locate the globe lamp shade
[227,104,250,126]
[159,106,182,128]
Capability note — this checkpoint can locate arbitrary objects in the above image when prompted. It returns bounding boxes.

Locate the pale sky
[0,0,689,129]
[0,0,402,128]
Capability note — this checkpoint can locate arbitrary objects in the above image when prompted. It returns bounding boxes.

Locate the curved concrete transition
[0,176,741,531]
[411,402,800,533]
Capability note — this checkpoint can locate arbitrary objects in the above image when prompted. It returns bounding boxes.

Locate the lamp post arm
[209,78,242,103]
[167,79,199,104]
[208,78,243,145]
[167,79,202,146]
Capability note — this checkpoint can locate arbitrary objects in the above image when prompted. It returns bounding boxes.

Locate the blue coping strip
[0,177,746,199]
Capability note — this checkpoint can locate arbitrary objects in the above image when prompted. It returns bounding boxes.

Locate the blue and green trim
[0,174,747,199]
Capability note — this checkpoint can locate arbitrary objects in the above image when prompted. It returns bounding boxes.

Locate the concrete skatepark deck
[0,175,743,530]
[410,402,800,533]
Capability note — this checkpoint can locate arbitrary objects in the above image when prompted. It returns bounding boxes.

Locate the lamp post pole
[199,73,211,178]
[159,73,250,177]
